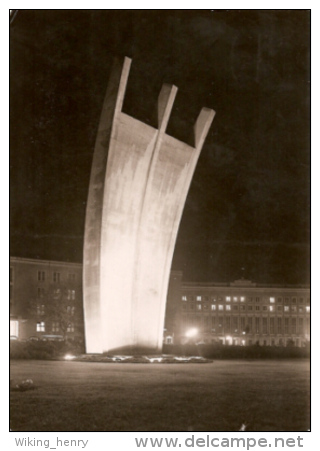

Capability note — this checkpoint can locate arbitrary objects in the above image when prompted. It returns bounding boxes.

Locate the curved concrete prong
[158,84,178,133]
[97,56,132,135]
[194,107,216,150]
[113,56,132,120]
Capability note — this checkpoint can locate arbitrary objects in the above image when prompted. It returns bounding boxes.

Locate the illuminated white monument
[83,57,215,354]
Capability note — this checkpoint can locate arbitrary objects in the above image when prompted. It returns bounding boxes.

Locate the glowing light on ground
[111,355,131,361]
[60,354,212,364]
[64,354,76,360]
[186,328,198,338]
[144,357,163,363]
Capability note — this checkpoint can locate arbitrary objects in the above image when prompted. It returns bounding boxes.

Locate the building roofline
[10,256,82,268]
[9,259,310,289]
[182,281,310,290]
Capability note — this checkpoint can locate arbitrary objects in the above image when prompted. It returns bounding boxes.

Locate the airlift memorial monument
[83,57,215,354]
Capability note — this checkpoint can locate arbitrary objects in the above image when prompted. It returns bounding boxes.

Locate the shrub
[10,339,85,360]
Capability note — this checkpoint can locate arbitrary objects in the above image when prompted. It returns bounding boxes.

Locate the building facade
[10,257,310,348]
[10,257,83,342]
[164,272,310,348]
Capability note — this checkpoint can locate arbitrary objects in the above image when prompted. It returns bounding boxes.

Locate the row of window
[182,303,310,313]
[182,295,308,304]
[37,288,76,300]
[182,315,310,335]
[36,304,76,315]
[36,321,75,333]
[201,337,303,347]
[37,271,76,282]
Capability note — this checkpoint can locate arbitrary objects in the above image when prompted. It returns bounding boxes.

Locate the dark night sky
[10,10,310,285]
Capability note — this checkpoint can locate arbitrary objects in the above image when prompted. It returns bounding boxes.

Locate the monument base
[63,354,213,364]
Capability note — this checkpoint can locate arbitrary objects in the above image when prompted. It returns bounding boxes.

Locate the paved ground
[10,359,310,431]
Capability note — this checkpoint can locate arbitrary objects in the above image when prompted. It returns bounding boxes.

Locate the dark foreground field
[10,359,310,432]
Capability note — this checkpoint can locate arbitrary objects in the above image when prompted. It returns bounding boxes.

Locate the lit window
[269,306,274,312]
[211,305,216,311]
[226,305,231,311]
[240,296,245,302]
[182,296,187,301]
[10,319,19,337]
[270,297,275,303]
[52,322,59,332]
[67,289,76,301]
[284,306,289,312]
[218,305,224,311]
[306,306,310,313]
[67,323,74,333]
[197,296,202,301]
[53,289,61,299]
[196,304,202,311]
[233,297,238,302]
[36,321,45,332]
[36,304,45,315]
[226,296,231,302]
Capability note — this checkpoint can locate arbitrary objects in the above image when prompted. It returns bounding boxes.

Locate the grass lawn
[10,359,310,432]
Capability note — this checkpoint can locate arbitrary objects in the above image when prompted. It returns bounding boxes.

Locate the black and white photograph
[10,9,311,436]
